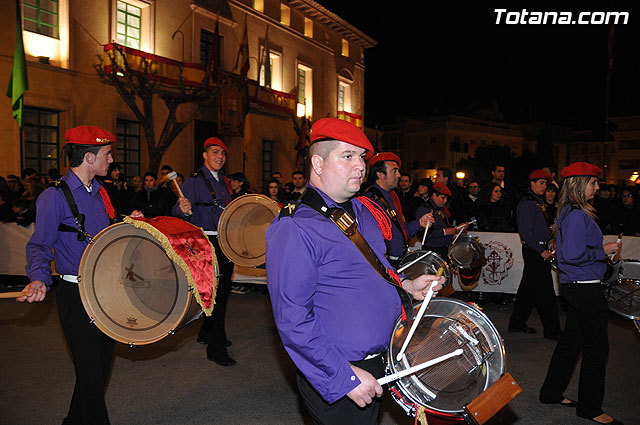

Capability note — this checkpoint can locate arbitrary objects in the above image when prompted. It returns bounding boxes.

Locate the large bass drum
[604,259,640,320]
[217,194,281,267]
[386,298,506,421]
[78,218,217,345]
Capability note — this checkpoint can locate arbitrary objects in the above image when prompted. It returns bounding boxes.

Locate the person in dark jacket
[610,187,640,236]
[131,172,176,218]
[477,182,514,232]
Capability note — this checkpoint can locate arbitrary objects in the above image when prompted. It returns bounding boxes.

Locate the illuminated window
[297,64,312,118]
[23,107,59,174]
[117,1,141,49]
[338,81,351,113]
[304,17,313,38]
[253,0,264,13]
[116,119,141,181]
[341,39,349,57]
[260,49,282,91]
[23,0,59,39]
[280,4,290,26]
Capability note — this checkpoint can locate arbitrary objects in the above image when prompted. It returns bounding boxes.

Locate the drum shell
[386,298,506,418]
[604,259,640,319]
[448,234,485,270]
[217,194,281,267]
[78,221,212,345]
[399,250,452,290]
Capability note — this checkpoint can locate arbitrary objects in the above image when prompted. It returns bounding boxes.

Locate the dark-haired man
[19,125,133,425]
[287,170,306,201]
[172,137,236,366]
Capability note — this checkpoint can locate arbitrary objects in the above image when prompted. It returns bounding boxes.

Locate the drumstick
[610,233,623,261]
[450,225,466,246]
[0,291,29,299]
[396,267,444,362]
[397,251,430,274]
[420,220,431,248]
[379,348,464,385]
[167,171,192,216]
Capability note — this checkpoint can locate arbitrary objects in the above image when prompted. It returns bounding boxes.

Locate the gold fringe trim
[416,406,429,425]
[123,216,217,316]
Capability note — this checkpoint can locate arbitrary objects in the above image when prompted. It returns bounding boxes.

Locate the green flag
[6,0,29,129]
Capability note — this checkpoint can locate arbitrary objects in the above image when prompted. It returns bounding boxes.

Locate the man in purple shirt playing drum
[18,126,142,425]
[266,118,445,425]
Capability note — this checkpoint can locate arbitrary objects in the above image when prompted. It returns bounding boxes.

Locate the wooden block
[464,373,522,425]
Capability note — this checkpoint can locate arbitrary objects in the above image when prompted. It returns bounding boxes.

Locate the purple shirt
[516,190,550,254]
[556,206,606,283]
[416,199,453,247]
[266,186,402,403]
[171,166,232,231]
[26,171,111,288]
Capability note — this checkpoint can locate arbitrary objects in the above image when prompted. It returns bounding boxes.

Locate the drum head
[399,250,452,289]
[387,298,506,416]
[448,234,485,270]
[217,194,281,267]
[605,260,640,319]
[78,222,193,345]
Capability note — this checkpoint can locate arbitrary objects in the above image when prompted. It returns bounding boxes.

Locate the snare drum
[398,250,452,293]
[604,259,640,319]
[77,217,217,345]
[448,234,485,270]
[217,194,281,267]
[386,298,506,421]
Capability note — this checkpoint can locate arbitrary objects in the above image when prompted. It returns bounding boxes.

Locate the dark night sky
[320,2,640,132]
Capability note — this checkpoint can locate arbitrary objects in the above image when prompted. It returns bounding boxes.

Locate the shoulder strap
[365,186,408,243]
[55,181,92,242]
[300,188,414,324]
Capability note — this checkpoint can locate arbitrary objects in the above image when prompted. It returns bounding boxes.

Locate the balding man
[266,118,444,424]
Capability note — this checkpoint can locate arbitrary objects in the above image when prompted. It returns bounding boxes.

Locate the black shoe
[207,353,236,366]
[508,325,537,334]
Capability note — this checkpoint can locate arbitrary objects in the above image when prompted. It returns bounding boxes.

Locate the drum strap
[196,169,232,207]
[55,180,120,242]
[300,188,414,324]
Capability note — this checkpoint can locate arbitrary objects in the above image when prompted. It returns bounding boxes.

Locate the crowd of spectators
[3,164,640,237]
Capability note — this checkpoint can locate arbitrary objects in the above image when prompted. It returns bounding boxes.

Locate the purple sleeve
[560,210,605,265]
[516,201,544,254]
[266,218,360,403]
[25,188,60,288]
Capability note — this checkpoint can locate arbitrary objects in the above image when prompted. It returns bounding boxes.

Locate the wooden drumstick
[0,291,29,299]
[167,171,192,216]
[379,348,463,385]
[396,267,444,362]
[610,233,623,261]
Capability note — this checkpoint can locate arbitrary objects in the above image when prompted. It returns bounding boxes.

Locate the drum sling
[299,188,414,324]
[193,169,232,208]
[55,180,120,242]
[365,186,408,244]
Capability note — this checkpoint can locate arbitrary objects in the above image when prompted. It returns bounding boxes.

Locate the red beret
[432,182,452,197]
[529,169,552,182]
[369,152,401,169]
[560,162,602,179]
[64,125,115,145]
[310,118,374,159]
[204,137,229,155]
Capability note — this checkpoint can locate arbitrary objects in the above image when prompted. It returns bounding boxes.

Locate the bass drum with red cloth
[77,218,217,345]
[385,298,506,424]
[217,194,281,267]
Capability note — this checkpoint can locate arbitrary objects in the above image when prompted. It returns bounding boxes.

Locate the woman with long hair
[539,162,623,425]
[477,182,514,232]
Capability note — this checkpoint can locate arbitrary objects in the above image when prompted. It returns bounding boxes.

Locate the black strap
[299,188,414,324]
[55,181,93,242]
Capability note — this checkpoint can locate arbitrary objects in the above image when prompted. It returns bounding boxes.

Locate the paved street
[1,283,638,425]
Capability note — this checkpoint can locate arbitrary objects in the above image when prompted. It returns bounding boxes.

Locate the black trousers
[57,279,114,425]
[297,356,386,425]
[509,245,561,334]
[198,237,235,357]
[539,283,609,419]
